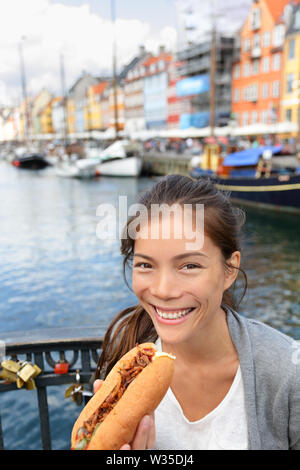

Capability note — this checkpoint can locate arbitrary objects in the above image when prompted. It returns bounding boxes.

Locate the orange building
[231,0,299,132]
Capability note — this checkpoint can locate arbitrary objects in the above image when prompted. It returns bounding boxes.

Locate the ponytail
[94,305,157,380]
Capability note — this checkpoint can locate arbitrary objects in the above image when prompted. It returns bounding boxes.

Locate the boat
[95,140,142,177]
[54,141,142,179]
[191,145,300,212]
[11,152,51,170]
[55,158,100,178]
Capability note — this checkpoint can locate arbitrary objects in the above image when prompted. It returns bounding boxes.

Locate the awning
[223,146,283,167]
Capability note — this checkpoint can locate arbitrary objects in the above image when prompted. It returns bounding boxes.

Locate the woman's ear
[224,251,241,291]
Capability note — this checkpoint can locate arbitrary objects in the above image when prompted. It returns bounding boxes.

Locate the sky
[0,0,251,106]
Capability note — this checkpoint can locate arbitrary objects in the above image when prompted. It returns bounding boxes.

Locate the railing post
[34,351,52,450]
[0,414,4,450]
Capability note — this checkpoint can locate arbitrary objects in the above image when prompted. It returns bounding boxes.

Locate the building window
[158,60,165,71]
[272,81,280,98]
[295,11,300,29]
[272,53,281,71]
[286,73,294,93]
[262,57,270,73]
[286,109,292,122]
[252,111,258,124]
[263,31,271,47]
[253,33,260,48]
[252,59,260,75]
[242,112,249,126]
[261,110,268,124]
[234,88,240,102]
[243,62,250,77]
[288,39,295,60]
[273,24,285,47]
[234,64,240,78]
[243,38,251,52]
[251,8,261,30]
[262,83,269,99]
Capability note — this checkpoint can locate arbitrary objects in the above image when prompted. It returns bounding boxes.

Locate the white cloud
[0,0,178,105]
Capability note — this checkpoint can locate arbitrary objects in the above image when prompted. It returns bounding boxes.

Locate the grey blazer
[225,306,300,450]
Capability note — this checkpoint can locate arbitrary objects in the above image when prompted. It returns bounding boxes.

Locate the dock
[142,152,193,176]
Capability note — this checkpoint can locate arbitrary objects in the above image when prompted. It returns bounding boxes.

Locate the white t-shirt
[153,338,248,450]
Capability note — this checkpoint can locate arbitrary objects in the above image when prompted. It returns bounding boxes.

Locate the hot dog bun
[71,342,175,450]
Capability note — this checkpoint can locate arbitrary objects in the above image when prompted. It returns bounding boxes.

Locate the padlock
[54,360,69,375]
[18,362,38,383]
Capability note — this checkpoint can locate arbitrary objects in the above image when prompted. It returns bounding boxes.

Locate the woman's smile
[151,304,196,324]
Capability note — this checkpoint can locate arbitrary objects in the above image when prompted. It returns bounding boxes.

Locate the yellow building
[84,82,109,131]
[280,5,300,139]
[39,99,55,135]
[66,98,76,135]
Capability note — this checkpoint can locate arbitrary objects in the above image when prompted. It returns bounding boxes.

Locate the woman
[94,175,300,450]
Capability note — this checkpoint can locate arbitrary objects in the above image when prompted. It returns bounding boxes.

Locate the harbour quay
[142,151,193,176]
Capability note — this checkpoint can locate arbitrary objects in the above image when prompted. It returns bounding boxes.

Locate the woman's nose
[149,270,181,300]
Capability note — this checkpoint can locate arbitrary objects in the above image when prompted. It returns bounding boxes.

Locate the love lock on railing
[0,359,42,390]
[64,369,93,406]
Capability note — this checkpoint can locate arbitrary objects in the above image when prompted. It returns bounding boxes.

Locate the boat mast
[111,0,119,140]
[209,5,217,138]
[209,25,216,137]
[60,53,68,151]
[19,36,29,147]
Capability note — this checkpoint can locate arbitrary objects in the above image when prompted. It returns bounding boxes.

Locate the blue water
[0,160,299,449]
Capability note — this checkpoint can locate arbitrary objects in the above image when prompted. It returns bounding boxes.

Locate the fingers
[129,413,156,450]
[147,412,156,449]
[93,379,103,394]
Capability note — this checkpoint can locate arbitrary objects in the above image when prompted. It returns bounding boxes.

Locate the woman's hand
[93,379,156,450]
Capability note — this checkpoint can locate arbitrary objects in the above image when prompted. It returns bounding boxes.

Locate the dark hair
[95,175,247,380]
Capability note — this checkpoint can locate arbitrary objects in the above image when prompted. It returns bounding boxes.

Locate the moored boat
[12,152,51,170]
[95,140,142,177]
[191,145,300,212]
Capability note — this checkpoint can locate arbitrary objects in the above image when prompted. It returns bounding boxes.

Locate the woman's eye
[182,264,201,270]
[134,262,152,269]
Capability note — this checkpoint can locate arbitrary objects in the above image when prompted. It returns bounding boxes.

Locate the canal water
[0,160,299,449]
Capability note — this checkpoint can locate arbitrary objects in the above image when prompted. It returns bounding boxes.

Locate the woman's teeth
[155,307,194,319]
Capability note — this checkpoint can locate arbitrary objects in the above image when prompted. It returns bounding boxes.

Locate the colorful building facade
[280,3,300,139]
[143,50,173,130]
[231,0,294,130]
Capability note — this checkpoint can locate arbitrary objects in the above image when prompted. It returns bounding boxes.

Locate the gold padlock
[1,360,22,374]
[0,368,17,383]
[18,363,38,383]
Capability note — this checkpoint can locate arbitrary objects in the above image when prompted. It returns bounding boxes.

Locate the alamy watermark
[96,197,204,250]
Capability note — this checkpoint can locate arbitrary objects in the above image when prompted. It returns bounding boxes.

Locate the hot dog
[71,342,175,450]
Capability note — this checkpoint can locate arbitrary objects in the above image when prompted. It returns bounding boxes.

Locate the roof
[223,146,283,167]
[90,82,108,95]
[264,0,300,22]
[142,52,173,68]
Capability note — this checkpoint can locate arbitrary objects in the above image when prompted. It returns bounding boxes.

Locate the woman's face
[132,214,240,347]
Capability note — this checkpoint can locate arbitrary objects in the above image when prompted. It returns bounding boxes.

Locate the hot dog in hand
[71,342,175,450]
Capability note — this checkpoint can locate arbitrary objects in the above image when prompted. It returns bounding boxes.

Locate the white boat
[96,155,142,177]
[54,140,143,178]
[96,140,143,177]
[55,158,99,178]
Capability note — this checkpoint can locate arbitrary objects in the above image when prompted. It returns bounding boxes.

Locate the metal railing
[0,331,104,450]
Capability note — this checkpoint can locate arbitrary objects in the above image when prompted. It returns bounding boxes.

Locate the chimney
[139,45,146,56]
[159,45,166,55]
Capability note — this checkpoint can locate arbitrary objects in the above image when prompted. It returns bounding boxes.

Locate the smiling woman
[94,175,300,450]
